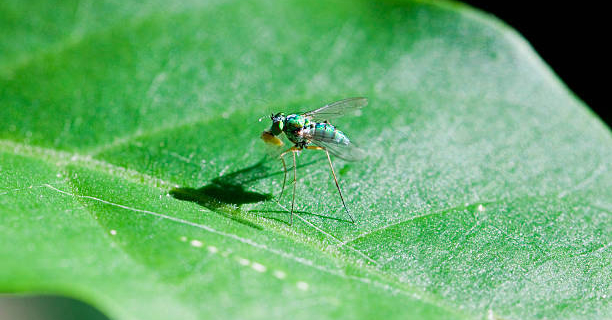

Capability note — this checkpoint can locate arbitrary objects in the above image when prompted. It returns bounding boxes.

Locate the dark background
[463,1,609,128]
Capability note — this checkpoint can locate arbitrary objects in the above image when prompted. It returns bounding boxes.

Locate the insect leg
[278,154,287,203]
[305,146,355,224]
[291,149,297,226]
[277,146,301,225]
[278,146,300,204]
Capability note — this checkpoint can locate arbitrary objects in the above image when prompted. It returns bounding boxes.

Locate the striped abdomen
[308,122,350,145]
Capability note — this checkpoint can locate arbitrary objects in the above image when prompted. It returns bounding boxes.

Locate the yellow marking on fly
[261,130,284,146]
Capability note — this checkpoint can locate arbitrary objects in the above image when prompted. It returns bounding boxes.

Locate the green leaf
[1,0,610,319]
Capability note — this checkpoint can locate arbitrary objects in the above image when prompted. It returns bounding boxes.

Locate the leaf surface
[1,0,610,319]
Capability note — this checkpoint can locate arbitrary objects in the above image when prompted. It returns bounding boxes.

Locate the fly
[260,97,367,225]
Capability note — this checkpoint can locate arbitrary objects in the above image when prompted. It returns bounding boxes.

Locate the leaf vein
[42,183,438,304]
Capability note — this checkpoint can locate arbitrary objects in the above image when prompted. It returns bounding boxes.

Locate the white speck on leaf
[251,262,266,273]
[297,281,309,291]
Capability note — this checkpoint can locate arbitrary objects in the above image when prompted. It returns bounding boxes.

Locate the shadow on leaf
[170,156,325,226]
[170,159,277,229]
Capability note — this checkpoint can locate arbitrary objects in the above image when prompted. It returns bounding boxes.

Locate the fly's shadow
[170,156,324,226]
[169,159,275,229]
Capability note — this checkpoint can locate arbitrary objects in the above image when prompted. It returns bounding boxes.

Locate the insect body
[261,97,367,225]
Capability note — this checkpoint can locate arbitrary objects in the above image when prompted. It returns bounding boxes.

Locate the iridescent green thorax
[284,114,310,131]
[282,114,307,145]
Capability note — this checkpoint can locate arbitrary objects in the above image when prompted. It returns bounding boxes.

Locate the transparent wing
[302,97,368,121]
[311,138,366,162]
